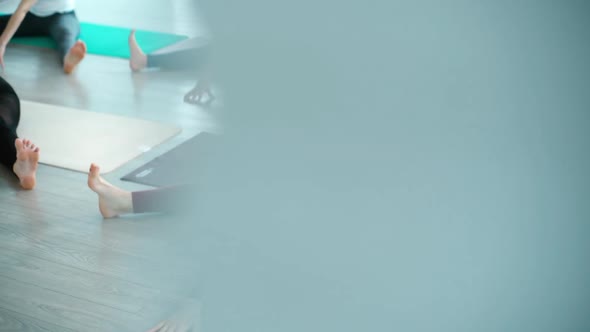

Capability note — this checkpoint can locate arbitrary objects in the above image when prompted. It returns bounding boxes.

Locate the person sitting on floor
[128,30,214,106]
[0,75,40,189]
[87,163,194,218]
[0,0,86,73]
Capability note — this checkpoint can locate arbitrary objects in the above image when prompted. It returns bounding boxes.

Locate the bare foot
[13,138,40,190]
[87,163,133,218]
[64,40,87,74]
[129,30,147,71]
[184,80,215,106]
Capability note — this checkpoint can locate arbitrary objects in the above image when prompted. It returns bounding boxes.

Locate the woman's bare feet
[129,30,147,71]
[87,163,133,218]
[64,40,87,74]
[13,138,40,190]
[184,80,215,106]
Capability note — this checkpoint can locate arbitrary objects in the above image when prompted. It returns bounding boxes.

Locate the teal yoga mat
[7,22,188,58]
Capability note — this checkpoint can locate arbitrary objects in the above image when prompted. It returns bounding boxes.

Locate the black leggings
[131,185,195,214]
[0,76,19,171]
[0,11,80,63]
[147,37,210,72]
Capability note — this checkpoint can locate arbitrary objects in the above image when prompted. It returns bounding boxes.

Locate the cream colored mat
[18,101,182,173]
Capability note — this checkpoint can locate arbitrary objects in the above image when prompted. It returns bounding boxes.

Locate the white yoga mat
[18,101,182,173]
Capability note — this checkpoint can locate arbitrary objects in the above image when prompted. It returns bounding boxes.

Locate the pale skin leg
[63,40,87,74]
[87,163,133,218]
[128,30,147,71]
[13,138,39,190]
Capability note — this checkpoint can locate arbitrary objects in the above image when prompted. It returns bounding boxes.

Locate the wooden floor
[0,1,212,330]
